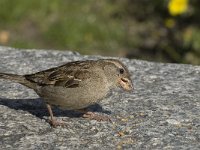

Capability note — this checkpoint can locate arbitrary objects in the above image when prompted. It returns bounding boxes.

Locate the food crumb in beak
[119,78,133,92]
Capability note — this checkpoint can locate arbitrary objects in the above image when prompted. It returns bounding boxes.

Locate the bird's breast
[35,81,110,110]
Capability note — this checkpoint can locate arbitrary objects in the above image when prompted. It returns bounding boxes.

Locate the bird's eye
[119,68,124,74]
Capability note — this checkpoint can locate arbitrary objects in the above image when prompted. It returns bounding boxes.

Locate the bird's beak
[119,77,134,92]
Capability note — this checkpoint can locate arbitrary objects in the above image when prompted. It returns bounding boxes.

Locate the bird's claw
[83,111,111,122]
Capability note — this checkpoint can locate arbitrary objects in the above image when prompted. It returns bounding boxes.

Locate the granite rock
[0,46,199,149]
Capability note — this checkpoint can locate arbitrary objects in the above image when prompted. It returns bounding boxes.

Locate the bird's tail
[0,72,35,89]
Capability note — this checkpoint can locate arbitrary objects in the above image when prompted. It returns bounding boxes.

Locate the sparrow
[0,59,133,127]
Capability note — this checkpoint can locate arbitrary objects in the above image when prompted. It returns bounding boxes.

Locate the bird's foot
[48,118,65,127]
[82,111,111,122]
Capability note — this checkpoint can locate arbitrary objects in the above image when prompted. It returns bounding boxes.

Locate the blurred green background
[0,0,200,64]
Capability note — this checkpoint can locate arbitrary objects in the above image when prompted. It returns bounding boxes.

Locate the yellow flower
[168,0,188,16]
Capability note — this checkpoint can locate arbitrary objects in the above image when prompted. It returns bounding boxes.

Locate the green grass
[0,0,126,55]
[0,0,200,64]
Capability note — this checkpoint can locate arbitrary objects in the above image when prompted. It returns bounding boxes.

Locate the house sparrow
[0,59,133,127]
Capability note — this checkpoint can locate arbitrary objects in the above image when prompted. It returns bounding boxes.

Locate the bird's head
[100,59,133,91]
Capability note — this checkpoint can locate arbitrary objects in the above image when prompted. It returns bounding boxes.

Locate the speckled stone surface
[0,46,199,149]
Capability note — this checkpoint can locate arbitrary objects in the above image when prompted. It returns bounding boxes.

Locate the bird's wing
[24,61,93,88]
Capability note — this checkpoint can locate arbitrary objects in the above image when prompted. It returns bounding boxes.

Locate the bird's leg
[46,104,65,127]
[77,108,111,122]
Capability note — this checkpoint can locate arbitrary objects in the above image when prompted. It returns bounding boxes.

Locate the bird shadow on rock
[0,98,111,119]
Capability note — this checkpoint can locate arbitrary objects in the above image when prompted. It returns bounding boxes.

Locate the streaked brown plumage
[0,59,133,127]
